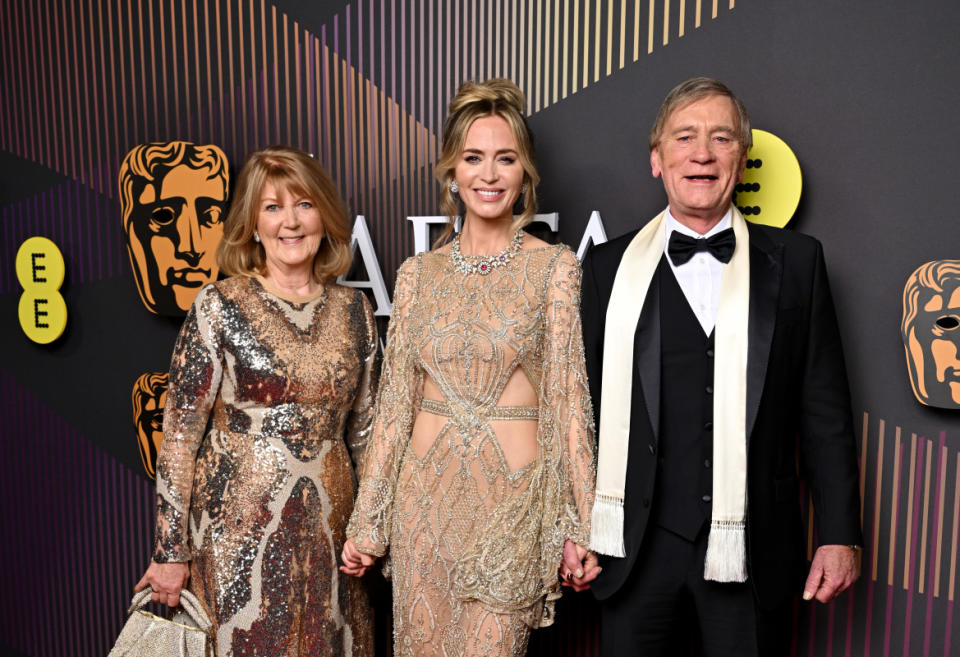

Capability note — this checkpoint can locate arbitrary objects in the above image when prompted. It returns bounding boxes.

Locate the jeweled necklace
[450,229,524,275]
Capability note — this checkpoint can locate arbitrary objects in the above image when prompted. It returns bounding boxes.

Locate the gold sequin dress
[347,244,596,657]
[153,275,378,657]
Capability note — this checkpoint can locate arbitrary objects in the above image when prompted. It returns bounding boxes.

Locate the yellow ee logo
[734,129,803,228]
[16,237,67,344]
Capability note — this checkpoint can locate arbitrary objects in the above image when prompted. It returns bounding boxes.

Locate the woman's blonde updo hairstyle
[217,146,352,282]
[435,78,539,245]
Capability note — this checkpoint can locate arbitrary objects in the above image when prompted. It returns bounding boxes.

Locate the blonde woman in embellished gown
[343,79,599,656]
[136,147,377,657]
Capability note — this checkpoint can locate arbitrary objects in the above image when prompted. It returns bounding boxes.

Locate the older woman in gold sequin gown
[136,146,377,657]
[342,80,599,657]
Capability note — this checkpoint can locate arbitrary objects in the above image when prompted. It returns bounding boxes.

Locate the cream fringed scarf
[590,206,751,583]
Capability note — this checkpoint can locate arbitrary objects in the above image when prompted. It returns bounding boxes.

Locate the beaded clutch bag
[107,587,213,657]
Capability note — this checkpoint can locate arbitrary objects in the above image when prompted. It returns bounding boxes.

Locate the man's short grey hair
[648,77,752,152]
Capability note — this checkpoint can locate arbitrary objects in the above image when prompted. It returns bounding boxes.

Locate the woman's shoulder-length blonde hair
[217,146,352,282]
[434,78,540,246]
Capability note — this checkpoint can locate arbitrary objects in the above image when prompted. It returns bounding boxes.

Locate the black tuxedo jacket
[582,222,863,610]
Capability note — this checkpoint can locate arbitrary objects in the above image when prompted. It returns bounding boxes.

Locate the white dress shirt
[663,207,733,336]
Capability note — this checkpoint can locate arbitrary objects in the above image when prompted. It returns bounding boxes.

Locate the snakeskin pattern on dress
[154,275,378,657]
[347,244,596,656]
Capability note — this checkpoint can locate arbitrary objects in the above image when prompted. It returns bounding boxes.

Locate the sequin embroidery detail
[155,276,379,657]
[348,245,596,656]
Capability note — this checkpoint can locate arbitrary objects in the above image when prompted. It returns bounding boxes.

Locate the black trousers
[599,524,792,657]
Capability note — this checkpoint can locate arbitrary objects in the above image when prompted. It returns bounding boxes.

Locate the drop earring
[450,180,459,194]
[253,233,261,243]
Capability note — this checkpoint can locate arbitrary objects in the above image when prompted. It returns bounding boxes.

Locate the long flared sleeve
[346,256,421,556]
[153,284,224,563]
[343,292,382,471]
[543,248,597,547]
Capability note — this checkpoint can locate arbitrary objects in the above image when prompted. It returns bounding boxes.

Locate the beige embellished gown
[347,244,596,656]
[153,275,378,657]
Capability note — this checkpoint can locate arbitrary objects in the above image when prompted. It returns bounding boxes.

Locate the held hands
[134,561,190,607]
[559,539,601,592]
[340,538,378,577]
[803,544,861,603]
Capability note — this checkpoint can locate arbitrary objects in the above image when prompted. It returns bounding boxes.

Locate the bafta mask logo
[902,260,960,408]
[132,372,169,478]
[119,142,229,315]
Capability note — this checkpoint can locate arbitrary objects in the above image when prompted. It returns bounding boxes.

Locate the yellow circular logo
[733,129,803,228]
[15,237,68,344]
[16,237,65,288]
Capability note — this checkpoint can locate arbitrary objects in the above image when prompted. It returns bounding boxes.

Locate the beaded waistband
[419,397,539,421]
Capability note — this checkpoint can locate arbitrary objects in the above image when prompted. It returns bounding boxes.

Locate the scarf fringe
[590,493,626,557]
[703,520,748,582]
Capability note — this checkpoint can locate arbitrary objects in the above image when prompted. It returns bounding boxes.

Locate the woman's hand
[340,538,377,577]
[135,561,190,607]
[559,539,601,592]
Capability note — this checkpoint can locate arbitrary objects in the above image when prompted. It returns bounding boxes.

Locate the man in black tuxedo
[582,77,862,656]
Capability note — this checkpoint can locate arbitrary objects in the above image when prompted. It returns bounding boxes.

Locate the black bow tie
[667,228,736,266]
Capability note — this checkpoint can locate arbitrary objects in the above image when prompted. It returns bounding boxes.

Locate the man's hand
[559,539,602,592]
[803,544,861,603]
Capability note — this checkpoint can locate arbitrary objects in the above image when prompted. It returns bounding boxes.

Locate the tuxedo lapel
[635,265,662,442]
[745,226,783,443]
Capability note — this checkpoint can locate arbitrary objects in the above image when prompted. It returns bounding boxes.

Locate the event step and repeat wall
[2,1,959,655]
